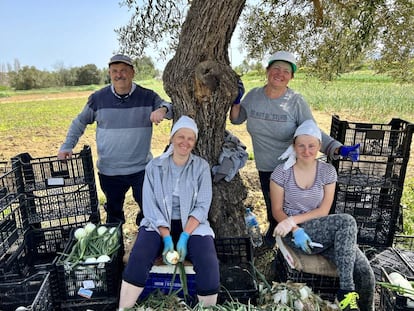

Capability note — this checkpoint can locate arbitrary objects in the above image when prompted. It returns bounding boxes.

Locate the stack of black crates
[275,115,414,304]
[330,115,414,310]
[0,145,121,310]
[329,115,413,247]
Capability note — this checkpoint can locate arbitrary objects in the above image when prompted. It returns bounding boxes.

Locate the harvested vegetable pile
[59,222,121,270]
[132,281,340,310]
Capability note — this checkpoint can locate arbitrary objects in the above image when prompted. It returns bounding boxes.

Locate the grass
[290,73,414,122]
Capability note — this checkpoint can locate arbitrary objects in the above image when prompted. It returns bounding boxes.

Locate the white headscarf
[278,120,322,170]
[160,115,198,159]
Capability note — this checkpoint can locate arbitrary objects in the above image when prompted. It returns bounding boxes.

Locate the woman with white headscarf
[270,120,374,311]
[119,116,220,309]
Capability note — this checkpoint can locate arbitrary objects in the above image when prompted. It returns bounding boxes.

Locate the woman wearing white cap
[119,116,220,308]
[230,51,360,247]
[270,120,374,311]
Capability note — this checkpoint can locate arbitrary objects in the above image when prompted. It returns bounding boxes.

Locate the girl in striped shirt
[270,120,374,311]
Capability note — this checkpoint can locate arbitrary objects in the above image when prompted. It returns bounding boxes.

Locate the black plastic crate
[215,237,254,266]
[21,183,100,229]
[0,165,23,209]
[275,250,339,301]
[370,247,414,282]
[0,271,53,311]
[333,186,401,247]
[215,237,258,304]
[370,236,414,283]
[0,226,73,276]
[59,296,118,311]
[12,145,96,192]
[380,266,414,310]
[330,115,414,159]
[54,224,124,302]
[0,161,9,174]
[329,116,413,248]
[0,196,28,259]
[336,157,407,188]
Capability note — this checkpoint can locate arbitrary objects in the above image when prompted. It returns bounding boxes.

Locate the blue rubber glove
[339,143,360,161]
[176,232,190,262]
[162,235,175,265]
[292,228,313,254]
[233,79,245,104]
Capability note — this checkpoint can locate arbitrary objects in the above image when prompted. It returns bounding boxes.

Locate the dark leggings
[283,214,375,311]
[259,171,277,234]
[123,226,220,296]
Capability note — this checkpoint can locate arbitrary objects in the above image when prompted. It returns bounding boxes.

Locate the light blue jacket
[140,153,215,237]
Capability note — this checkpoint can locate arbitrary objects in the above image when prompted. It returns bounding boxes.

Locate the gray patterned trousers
[283,213,375,311]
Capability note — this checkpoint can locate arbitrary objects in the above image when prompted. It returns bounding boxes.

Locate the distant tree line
[0,56,159,90]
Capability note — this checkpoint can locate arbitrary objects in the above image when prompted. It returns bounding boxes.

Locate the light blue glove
[292,228,313,254]
[162,235,175,265]
[233,79,245,104]
[339,143,360,161]
[176,232,190,262]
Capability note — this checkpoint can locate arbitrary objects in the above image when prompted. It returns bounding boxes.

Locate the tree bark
[163,0,248,238]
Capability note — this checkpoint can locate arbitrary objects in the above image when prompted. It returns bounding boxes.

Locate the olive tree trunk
[163,0,248,238]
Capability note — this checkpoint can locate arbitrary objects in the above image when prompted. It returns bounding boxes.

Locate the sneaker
[336,291,360,311]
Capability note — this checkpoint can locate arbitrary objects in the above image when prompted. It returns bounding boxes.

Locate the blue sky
[0,1,132,71]
[0,1,245,72]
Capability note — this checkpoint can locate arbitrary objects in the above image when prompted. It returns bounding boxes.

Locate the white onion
[165,251,179,265]
[97,226,108,236]
[388,272,414,299]
[96,255,111,263]
[84,257,97,264]
[74,228,87,240]
[84,223,96,234]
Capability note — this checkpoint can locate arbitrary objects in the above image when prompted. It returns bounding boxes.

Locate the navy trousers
[123,223,220,296]
[98,170,145,225]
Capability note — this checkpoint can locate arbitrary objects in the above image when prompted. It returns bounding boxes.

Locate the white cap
[267,51,297,73]
[170,115,198,139]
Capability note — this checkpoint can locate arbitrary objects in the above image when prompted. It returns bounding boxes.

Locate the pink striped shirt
[271,161,337,216]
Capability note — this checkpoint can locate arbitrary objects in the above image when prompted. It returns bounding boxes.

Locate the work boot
[336,291,360,311]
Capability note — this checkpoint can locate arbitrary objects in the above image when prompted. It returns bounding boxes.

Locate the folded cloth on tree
[212,130,248,183]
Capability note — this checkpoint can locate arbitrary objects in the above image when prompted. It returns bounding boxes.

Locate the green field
[0,69,413,234]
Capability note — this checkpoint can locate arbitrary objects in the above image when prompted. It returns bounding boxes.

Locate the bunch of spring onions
[256,281,339,311]
[60,222,121,270]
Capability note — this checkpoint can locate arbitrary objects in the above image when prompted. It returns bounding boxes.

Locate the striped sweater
[60,83,172,175]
